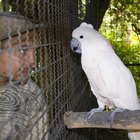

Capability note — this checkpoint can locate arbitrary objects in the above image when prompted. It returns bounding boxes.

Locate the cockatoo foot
[87,108,103,120]
[108,108,126,127]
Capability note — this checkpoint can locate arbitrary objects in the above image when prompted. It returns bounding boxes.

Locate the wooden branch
[64,110,140,130]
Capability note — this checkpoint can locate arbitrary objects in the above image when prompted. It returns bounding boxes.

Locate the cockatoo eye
[80,35,83,39]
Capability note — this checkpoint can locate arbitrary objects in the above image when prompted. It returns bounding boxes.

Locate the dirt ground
[98,129,129,140]
[71,128,129,140]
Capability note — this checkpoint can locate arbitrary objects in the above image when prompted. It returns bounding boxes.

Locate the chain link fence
[0,0,97,140]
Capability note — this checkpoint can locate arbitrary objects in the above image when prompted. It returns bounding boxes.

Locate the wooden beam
[64,110,140,130]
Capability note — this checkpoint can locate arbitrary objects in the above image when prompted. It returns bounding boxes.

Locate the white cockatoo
[70,22,140,140]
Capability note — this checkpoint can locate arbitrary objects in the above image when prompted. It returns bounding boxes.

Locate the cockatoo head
[70,22,94,54]
[70,22,112,54]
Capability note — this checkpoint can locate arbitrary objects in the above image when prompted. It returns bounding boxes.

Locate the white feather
[71,22,140,140]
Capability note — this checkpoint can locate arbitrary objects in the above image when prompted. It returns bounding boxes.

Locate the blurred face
[0,31,38,85]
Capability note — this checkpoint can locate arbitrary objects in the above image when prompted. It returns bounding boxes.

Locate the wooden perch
[64,110,140,130]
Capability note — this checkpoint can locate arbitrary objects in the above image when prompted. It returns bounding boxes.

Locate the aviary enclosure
[0,0,139,140]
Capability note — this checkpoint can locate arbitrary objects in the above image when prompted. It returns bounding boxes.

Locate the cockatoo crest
[80,22,94,29]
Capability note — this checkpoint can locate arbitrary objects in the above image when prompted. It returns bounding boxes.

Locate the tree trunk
[84,0,111,30]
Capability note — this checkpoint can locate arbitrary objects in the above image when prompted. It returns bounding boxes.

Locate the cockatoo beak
[70,38,82,54]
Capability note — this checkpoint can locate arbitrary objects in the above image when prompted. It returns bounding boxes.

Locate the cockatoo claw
[108,108,126,127]
[87,108,103,121]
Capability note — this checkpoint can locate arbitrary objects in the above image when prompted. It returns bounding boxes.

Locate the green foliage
[100,0,140,97]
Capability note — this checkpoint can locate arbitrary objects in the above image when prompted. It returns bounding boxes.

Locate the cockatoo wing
[87,66,108,109]
[98,52,140,110]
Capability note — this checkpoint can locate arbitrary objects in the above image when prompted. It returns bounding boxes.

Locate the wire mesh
[0,0,139,140]
[0,0,95,140]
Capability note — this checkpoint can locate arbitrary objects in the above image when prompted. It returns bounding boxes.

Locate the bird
[70,22,140,140]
